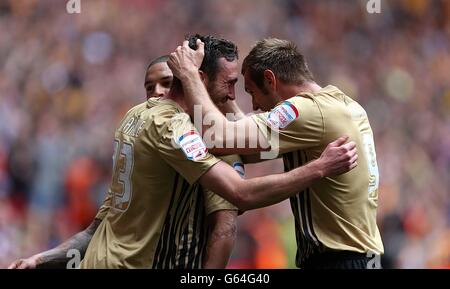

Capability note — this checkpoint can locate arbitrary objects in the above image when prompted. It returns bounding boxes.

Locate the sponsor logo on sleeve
[267,101,299,129]
[178,130,208,161]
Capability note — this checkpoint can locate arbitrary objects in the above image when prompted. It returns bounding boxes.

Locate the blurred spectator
[0,0,449,268]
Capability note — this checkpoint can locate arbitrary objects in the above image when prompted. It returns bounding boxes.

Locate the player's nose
[227,87,236,101]
[227,92,235,101]
[153,84,166,97]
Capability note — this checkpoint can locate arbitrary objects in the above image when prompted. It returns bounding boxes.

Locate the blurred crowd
[0,0,449,268]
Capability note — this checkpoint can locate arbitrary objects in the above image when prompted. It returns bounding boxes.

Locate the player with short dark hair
[144,55,172,100]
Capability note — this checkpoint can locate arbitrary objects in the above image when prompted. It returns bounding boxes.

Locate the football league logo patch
[178,130,208,161]
[267,101,299,129]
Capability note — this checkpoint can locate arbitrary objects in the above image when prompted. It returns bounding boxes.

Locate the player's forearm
[203,235,235,269]
[34,219,100,268]
[203,210,237,269]
[179,72,268,155]
[236,160,323,211]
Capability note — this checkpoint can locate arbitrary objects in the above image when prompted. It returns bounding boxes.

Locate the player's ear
[263,69,276,91]
[199,70,209,86]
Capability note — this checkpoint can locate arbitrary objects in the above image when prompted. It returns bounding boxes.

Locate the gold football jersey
[81,98,240,268]
[251,85,384,267]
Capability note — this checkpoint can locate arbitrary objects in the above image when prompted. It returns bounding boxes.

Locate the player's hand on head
[190,39,204,68]
[168,39,205,79]
[317,136,358,177]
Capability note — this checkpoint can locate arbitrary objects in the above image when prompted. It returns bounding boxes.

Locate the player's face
[206,58,238,107]
[144,62,173,99]
[243,70,277,112]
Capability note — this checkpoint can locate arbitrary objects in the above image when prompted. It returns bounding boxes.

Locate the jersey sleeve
[203,154,243,215]
[250,95,324,155]
[147,110,221,185]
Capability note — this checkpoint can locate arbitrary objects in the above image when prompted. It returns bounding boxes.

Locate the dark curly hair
[186,34,238,81]
[171,34,238,92]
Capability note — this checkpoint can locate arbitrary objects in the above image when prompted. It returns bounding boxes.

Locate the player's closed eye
[228,79,237,86]
[162,80,172,88]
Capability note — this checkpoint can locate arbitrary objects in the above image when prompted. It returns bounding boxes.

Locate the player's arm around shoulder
[198,136,358,211]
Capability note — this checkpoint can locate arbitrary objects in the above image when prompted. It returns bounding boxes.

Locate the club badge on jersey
[178,130,208,161]
[267,101,299,129]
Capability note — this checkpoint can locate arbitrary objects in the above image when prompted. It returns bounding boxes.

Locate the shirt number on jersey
[362,133,379,199]
[112,139,134,211]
